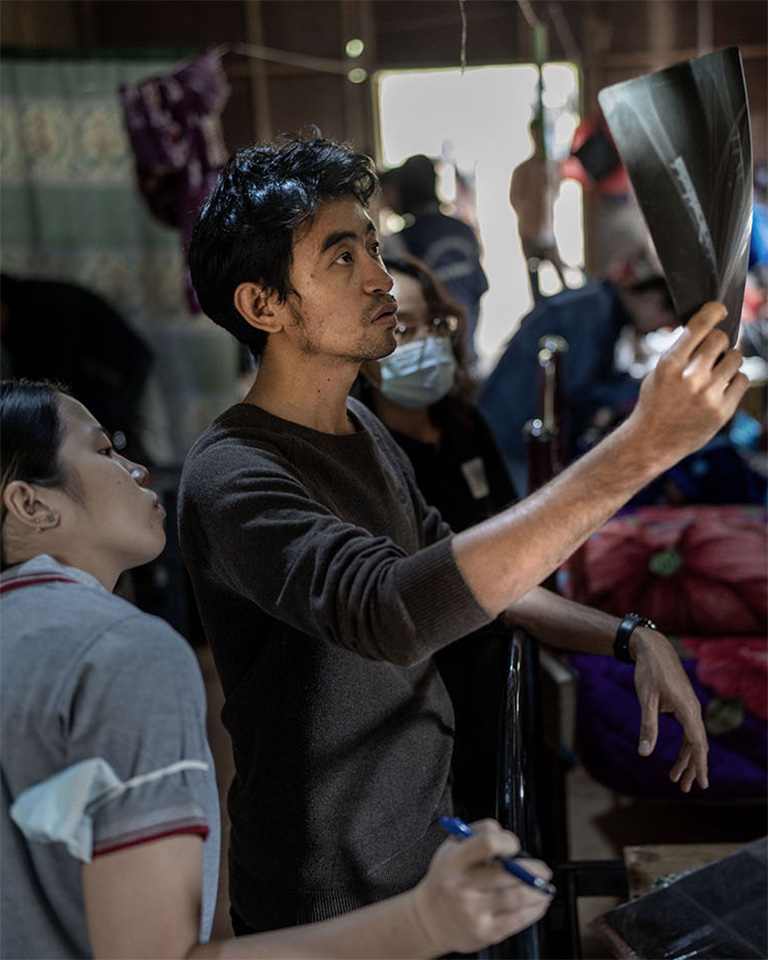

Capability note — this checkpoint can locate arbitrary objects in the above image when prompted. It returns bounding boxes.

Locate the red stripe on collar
[0,574,81,595]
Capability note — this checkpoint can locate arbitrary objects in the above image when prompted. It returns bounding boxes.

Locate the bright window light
[378,63,582,373]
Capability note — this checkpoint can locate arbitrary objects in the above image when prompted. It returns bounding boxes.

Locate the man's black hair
[188,134,378,360]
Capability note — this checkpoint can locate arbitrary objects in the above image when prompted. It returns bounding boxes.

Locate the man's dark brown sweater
[178,397,492,932]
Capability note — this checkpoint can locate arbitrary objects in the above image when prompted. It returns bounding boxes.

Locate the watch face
[599,46,752,346]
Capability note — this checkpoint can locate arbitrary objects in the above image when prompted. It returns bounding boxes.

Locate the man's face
[277,197,398,364]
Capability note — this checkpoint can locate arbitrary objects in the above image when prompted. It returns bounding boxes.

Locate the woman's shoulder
[1,563,204,749]
[1,556,197,669]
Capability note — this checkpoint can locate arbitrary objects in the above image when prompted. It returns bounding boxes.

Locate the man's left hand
[630,627,709,792]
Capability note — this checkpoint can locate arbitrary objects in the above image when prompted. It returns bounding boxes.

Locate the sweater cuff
[394,536,493,659]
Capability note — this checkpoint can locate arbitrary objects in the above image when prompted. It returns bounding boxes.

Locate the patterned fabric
[0,55,192,325]
[0,55,242,464]
[565,503,768,801]
[119,50,230,309]
[565,504,767,637]
[681,636,767,721]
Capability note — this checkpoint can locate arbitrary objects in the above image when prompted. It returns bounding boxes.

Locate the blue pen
[439,816,556,898]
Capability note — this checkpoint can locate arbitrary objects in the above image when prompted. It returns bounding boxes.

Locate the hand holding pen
[410,817,553,956]
[440,816,556,897]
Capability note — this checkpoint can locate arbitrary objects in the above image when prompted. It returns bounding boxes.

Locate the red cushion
[565,505,767,636]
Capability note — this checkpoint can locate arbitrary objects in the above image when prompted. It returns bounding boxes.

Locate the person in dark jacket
[479,276,676,493]
[381,155,488,362]
[1,273,152,460]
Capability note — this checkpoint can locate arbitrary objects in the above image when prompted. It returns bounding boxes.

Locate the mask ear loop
[88,759,210,815]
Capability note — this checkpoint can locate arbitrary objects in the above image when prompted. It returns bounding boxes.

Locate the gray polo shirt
[1,555,220,959]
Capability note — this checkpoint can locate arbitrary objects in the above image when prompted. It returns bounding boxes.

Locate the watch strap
[614,613,657,664]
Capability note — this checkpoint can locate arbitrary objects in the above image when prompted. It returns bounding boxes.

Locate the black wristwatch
[614,613,658,664]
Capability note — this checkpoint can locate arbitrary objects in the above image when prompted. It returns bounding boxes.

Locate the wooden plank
[623,841,744,899]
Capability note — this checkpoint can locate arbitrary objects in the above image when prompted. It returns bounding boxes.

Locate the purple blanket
[569,652,768,801]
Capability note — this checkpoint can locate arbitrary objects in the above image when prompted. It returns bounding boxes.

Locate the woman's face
[391,271,430,342]
[361,269,457,388]
[52,395,166,582]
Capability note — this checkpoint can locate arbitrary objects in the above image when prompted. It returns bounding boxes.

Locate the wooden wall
[2,0,764,158]
[2,0,765,274]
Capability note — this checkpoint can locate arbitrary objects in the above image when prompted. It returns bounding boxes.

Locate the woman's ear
[2,481,59,530]
[233,282,285,334]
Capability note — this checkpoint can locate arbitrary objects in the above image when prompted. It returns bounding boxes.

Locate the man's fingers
[660,302,730,374]
[467,863,524,892]
[722,368,750,403]
[680,771,694,794]
[680,759,698,793]
[670,746,691,784]
[686,326,731,371]
[684,721,710,791]
[684,337,747,420]
[674,301,729,360]
[708,348,746,384]
[670,742,707,793]
[638,698,659,757]
[691,753,709,791]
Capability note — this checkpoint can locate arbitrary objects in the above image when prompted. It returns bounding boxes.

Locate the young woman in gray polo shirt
[0,380,551,960]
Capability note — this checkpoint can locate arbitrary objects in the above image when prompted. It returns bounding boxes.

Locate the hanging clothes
[119,49,230,310]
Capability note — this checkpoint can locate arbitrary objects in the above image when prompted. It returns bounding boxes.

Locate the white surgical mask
[10,757,209,862]
[377,336,458,409]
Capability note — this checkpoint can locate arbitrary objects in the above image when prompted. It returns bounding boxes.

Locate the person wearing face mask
[354,256,522,821]
[356,255,516,534]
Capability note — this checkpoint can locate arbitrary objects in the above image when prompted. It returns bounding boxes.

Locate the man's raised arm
[452,301,747,615]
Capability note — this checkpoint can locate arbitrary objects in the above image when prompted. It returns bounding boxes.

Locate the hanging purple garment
[120,50,230,310]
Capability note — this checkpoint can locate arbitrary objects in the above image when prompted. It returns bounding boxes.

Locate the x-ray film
[599,47,752,345]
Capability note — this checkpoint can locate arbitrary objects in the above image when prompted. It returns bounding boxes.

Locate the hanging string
[459,0,467,74]
[547,2,581,62]
[517,0,542,29]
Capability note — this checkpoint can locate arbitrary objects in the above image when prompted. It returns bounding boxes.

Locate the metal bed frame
[486,630,629,959]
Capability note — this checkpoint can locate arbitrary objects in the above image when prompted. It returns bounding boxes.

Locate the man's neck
[243,349,360,435]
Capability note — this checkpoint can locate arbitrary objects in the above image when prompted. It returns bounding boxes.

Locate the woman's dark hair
[383,254,477,405]
[188,132,378,361]
[0,380,68,567]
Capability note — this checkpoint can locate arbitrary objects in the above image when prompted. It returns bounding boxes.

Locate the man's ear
[233,282,285,334]
[2,481,59,530]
